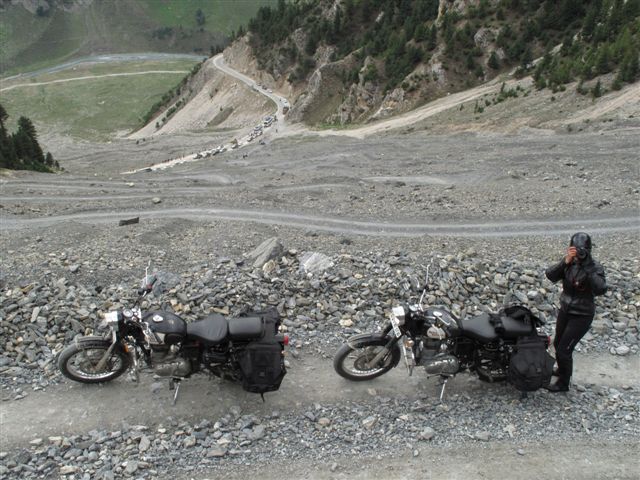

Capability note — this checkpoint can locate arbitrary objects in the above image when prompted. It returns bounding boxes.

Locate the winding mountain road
[1,207,637,238]
[0,71,189,93]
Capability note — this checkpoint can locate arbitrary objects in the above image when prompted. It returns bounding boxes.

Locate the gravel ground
[1,128,639,479]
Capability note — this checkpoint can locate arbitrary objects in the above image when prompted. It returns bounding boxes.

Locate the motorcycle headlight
[392,306,406,325]
[101,311,120,331]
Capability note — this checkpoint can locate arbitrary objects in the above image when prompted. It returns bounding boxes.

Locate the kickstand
[169,378,182,405]
[438,376,449,403]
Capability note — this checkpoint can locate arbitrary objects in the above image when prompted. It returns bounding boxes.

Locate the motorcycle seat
[498,315,534,338]
[460,313,498,342]
[228,316,263,340]
[187,314,228,345]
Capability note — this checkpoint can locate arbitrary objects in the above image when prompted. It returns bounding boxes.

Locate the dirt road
[2,352,637,448]
[1,207,638,238]
[0,71,189,93]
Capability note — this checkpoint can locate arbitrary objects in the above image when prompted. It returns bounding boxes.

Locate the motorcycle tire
[57,337,131,384]
[333,338,400,381]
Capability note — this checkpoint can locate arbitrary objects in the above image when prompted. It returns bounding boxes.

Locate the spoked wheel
[333,338,400,381]
[58,339,131,384]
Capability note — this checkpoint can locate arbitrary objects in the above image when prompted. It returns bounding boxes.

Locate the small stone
[206,448,227,458]
[517,449,526,456]
[362,416,377,430]
[138,435,151,452]
[152,197,162,204]
[317,418,331,427]
[475,431,490,441]
[419,427,435,441]
[60,465,78,475]
[29,438,43,446]
[615,345,630,356]
[183,436,197,448]
[124,461,138,474]
[339,318,353,328]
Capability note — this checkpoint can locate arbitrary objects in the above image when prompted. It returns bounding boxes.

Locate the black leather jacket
[545,256,607,317]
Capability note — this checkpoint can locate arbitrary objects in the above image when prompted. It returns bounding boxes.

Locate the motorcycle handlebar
[137,276,157,296]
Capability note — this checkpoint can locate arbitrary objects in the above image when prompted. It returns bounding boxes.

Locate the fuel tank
[425,307,460,336]
[142,311,187,345]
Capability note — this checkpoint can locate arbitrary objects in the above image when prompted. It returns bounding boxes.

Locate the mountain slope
[0,0,278,75]
[228,0,639,125]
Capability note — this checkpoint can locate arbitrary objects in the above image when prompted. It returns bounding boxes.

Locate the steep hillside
[231,0,639,125]
[0,0,278,74]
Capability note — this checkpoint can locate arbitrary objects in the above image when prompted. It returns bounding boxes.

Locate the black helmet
[570,232,592,260]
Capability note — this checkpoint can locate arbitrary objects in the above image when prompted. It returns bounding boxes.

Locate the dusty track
[1,207,638,238]
[0,71,189,93]
[2,352,637,448]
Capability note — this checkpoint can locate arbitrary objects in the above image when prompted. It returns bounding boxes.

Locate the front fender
[72,335,132,360]
[345,332,401,367]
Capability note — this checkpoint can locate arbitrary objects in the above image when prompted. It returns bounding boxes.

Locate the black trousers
[553,310,593,386]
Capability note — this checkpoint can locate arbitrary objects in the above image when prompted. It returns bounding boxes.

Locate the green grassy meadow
[140,0,277,34]
[1,59,198,141]
[0,0,277,75]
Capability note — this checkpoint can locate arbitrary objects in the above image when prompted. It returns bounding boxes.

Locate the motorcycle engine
[421,353,459,375]
[151,345,191,377]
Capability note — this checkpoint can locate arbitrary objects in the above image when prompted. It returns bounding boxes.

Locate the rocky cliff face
[223,0,514,126]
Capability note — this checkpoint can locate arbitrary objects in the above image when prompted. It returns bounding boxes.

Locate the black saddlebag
[236,309,286,396]
[508,335,554,391]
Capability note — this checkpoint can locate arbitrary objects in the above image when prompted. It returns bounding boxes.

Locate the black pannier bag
[508,335,554,391]
[236,309,286,396]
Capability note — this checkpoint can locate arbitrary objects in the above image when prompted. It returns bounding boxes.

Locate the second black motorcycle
[333,266,554,399]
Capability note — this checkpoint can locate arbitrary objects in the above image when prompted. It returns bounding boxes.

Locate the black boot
[545,380,569,393]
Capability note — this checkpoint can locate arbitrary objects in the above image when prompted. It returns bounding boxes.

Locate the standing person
[545,232,607,392]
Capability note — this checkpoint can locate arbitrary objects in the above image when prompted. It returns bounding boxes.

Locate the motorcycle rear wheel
[333,338,400,381]
[58,338,131,384]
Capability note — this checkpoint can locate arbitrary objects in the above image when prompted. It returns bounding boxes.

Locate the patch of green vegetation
[1,0,274,75]
[2,59,197,86]
[248,0,639,103]
[0,62,192,141]
[0,7,88,75]
[0,104,57,172]
[140,0,278,35]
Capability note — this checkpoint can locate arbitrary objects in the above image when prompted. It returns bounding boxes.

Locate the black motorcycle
[333,266,553,399]
[57,266,288,401]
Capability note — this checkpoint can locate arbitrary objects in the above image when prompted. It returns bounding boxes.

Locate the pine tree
[488,51,500,69]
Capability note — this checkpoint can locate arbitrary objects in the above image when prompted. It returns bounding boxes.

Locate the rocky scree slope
[0,240,639,479]
[1,239,637,394]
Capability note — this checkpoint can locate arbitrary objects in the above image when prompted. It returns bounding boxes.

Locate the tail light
[283,334,289,346]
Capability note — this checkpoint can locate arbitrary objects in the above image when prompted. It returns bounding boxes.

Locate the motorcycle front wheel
[333,338,400,381]
[57,338,131,384]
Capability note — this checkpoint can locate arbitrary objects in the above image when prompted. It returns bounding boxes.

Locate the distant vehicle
[195,153,202,159]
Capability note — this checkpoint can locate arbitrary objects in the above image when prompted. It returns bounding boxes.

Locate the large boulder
[247,237,284,268]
